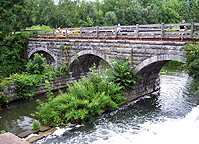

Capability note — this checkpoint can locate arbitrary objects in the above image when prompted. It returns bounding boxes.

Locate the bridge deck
[19,22,199,41]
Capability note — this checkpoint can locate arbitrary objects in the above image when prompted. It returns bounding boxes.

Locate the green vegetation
[1,0,199,128]
[0,54,70,107]
[26,53,47,75]
[163,60,184,68]
[184,42,199,94]
[0,33,29,78]
[1,0,199,37]
[32,120,40,130]
[36,66,125,126]
[35,60,139,126]
[0,130,6,134]
[25,25,52,34]
[108,59,139,91]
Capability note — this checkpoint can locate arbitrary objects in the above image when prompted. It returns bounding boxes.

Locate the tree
[95,10,105,26]
[191,1,199,22]
[133,2,149,24]
[0,0,26,38]
[146,0,163,24]
[105,11,118,26]
[161,0,181,24]
[82,2,97,21]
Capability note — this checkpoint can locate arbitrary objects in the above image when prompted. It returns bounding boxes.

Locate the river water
[1,68,199,144]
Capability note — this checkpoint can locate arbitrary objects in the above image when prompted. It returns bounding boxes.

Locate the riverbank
[1,67,199,143]
[34,68,198,144]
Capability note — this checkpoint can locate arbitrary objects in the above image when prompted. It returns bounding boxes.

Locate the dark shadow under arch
[69,54,110,79]
[29,51,55,65]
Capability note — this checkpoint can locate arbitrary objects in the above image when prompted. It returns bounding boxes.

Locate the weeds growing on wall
[36,66,125,126]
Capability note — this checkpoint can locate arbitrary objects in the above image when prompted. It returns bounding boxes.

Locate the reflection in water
[0,99,37,134]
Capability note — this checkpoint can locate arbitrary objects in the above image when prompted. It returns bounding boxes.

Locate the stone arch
[69,50,112,79]
[135,54,185,73]
[70,50,112,66]
[28,48,57,65]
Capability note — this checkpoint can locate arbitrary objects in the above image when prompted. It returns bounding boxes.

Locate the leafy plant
[108,59,139,91]
[26,53,47,75]
[0,33,29,78]
[12,73,43,100]
[184,43,199,80]
[183,42,199,94]
[36,67,125,126]
[0,130,6,134]
[56,62,70,78]
[32,120,40,130]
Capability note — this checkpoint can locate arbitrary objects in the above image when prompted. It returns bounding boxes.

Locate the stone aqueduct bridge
[27,38,185,101]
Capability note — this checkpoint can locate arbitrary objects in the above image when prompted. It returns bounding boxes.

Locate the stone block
[39,125,51,132]
[0,132,28,144]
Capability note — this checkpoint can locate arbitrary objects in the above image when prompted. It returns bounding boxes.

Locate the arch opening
[136,55,185,74]
[29,51,55,65]
[69,54,110,79]
[133,59,185,98]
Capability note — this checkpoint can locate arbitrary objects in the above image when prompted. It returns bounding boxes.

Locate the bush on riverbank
[184,42,199,94]
[108,59,139,91]
[36,67,125,126]
[0,54,70,107]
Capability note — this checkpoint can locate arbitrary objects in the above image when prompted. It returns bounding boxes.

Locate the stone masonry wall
[5,76,75,102]
[27,39,186,101]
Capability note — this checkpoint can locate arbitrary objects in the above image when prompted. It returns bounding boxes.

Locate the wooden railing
[24,22,199,39]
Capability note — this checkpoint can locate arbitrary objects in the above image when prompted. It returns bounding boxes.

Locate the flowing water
[1,68,199,144]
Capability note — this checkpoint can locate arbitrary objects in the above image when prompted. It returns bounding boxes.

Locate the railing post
[161,23,164,39]
[41,29,43,38]
[96,26,99,38]
[80,27,82,38]
[31,30,33,37]
[115,25,118,38]
[65,28,68,38]
[53,28,55,37]
[136,24,139,38]
[191,22,194,36]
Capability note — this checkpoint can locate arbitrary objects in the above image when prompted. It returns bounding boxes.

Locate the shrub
[25,25,52,34]
[108,59,139,91]
[26,53,47,75]
[12,73,44,100]
[0,60,70,105]
[36,69,125,126]
[56,62,70,78]
[0,33,29,78]
[184,42,199,94]
[184,43,199,79]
